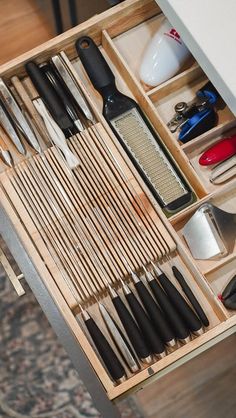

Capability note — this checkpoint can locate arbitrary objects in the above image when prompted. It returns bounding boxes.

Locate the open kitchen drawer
[0,1,236,416]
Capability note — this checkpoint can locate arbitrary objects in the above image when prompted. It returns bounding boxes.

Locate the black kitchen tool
[25,61,77,138]
[219,274,236,310]
[108,285,152,363]
[121,280,165,357]
[145,269,190,342]
[131,270,176,346]
[168,81,220,143]
[80,306,126,383]
[76,36,195,215]
[152,263,203,335]
[41,63,84,132]
[172,265,209,327]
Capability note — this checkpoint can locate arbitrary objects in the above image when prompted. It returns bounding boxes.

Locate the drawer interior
[0,0,236,402]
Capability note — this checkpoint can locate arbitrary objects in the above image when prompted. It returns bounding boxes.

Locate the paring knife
[0,78,41,153]
[51,52,95,123]
[0,98,26,155]
[76,36,194,215]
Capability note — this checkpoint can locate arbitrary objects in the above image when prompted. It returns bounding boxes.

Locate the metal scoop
[182,203,236,260]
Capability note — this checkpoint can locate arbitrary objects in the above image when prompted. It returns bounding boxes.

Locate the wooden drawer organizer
[0,0,236,402]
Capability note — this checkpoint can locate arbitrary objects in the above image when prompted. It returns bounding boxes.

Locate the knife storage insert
[0,0,234,400]
[0,123,176,303]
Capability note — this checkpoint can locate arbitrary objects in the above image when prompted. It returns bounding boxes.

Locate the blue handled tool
[168,81,220,143]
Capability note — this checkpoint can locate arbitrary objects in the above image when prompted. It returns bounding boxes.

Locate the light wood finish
[0,125,12,150]
[0,0,160,80]
[0,0,236,404]
[148,63,203,102]
[0,0,54,65]
[0,124,176,304]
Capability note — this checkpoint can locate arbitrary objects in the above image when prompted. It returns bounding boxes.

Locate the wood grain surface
[0,0,53,65]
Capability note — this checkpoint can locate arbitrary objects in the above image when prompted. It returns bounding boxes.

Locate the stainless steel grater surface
[111,108,188,206]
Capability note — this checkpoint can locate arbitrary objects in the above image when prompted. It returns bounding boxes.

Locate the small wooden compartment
[0,0,236,405]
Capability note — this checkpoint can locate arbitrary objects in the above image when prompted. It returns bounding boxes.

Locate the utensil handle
[158,272,202,333]
[112,295,151,361]
[42,64,80,123]
[76,36,115,91]
[172,266,209,327]
[25,61,74,133]
[125,292,165,355]
[148,279,190,341]
[85,317,126,382]
[135,281,175,344]
[33,99,79,169]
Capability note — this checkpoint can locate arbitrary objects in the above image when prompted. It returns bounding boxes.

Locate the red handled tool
[199,135,236,166]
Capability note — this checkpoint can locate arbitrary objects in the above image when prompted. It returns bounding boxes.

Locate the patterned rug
[0,249,144,418]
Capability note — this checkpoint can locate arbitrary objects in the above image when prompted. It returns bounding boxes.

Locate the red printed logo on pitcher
[164,28,182,44]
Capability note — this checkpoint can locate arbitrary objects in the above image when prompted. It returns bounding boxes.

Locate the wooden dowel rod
[72,132,155,262]
[7,170,82,304]
[92,124,174,254]
[49,147,128,277]
[14,164,90,299]
[31,155,105,293]
[70,139,141,268]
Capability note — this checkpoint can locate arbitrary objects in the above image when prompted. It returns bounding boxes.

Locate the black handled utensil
[145,269,190,342]
[172,265,209,327]
[120,280,165,357]
[76,36,194,215]
[80,306,126,384]
[152,263,203,335]
[107,284,152,364]
[41,63,84,132]
[131,270,176,347]
[98,302,140,373]
[25,61,77,138]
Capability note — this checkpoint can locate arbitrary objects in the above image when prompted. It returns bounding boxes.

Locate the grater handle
[158,272,203,333]
[148,279,190,341]
[125,291,165,355]
[172,266,209,327]
[112,295,151,361]
[85,317,126,382]
[25,61,75,134]
[135,281,175,344]
[76,36,115,91]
